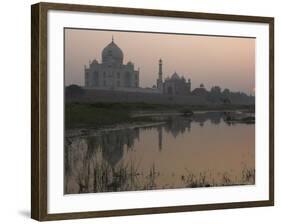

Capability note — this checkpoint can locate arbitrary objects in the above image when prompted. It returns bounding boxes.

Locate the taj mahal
[84,37,193,96]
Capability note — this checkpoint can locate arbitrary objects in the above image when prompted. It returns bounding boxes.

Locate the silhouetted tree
[65,84,84,99]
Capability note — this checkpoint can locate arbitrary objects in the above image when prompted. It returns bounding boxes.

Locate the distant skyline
[65,28,255,95]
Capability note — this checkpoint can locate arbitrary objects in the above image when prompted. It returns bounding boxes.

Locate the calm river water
[64,111,255,194]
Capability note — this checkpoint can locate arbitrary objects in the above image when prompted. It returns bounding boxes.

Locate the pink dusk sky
[65,28,255,94]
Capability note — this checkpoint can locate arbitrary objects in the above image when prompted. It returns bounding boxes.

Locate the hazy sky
[65,28,255,94]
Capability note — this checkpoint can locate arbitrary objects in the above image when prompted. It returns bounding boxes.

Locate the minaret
[187,78,191,94]
[157,58,163,92]
[159,58,163,80]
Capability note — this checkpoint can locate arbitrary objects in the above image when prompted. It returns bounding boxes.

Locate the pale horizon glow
[65,28,255,95]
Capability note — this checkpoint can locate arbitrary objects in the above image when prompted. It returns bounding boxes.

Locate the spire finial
[112,35,114,42]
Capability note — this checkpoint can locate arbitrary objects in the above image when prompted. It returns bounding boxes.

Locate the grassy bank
[65,102,159,129]
[65,102,254,129]
[65,103,129,129]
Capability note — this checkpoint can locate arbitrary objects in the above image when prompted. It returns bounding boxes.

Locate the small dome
[127,61,134,69]
[92,59,98,64]
[171,72,180,80]
[200,83,205,88]
[192,87,208,96]
[102,38,123,65]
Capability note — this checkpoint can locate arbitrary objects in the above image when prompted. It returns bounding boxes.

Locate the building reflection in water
[86,128,140,167]
[64,111,255,194]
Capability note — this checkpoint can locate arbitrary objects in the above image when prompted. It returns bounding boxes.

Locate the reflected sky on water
[65,112,255,194]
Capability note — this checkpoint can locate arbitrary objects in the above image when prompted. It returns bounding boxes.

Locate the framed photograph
[31,2,274,221]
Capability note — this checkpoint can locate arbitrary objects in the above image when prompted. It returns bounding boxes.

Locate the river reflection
[64,112,255,194]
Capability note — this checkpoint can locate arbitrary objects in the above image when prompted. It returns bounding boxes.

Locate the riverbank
[66,121,166,138]
[65,102,255,129]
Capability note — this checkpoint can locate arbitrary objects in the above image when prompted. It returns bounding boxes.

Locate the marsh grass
[66,158,255,194]
[181,168,255,188]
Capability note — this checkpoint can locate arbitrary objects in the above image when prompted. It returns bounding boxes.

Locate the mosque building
[156,58,192,95]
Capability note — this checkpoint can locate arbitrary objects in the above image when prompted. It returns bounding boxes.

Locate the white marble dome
[102,39,124,65]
